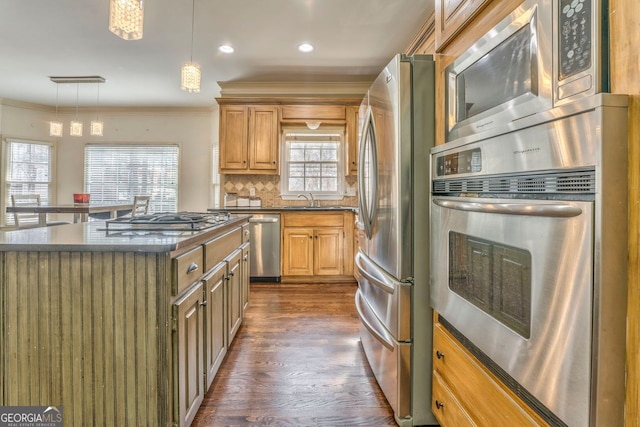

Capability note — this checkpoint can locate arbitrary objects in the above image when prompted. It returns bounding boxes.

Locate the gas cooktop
[104,211,231,233]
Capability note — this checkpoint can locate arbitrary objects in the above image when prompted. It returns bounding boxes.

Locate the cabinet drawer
[433,323,547,426]
[283,212,344,227]
[173,246,204,295]
[241,223,250,243]
[432,371,476,426]
[204,227,242,271]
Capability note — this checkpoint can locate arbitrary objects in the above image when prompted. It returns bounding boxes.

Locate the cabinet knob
[436,350,445,359]
[228,271,235,277]
[309,235,313,239]
[272,161,276,164]
[200,301,207,307]
[186,263,199,274]
[435,400,444,410]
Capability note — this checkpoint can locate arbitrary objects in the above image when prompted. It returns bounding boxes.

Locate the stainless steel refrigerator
[354,54,436,426]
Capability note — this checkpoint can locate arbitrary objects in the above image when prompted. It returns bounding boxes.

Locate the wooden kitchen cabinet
[226,248,243,344]
[203,261,227,390]
[434,0,491,52]
[432,319,548,426]
[281,211,353,281]
[346,105,359,175]
[241,241,250,312]
[219,104,279,174]
[173,281,205,427]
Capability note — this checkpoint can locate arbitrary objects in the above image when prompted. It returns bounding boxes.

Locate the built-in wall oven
[430,94,628,426]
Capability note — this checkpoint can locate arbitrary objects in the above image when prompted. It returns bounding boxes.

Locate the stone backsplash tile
[223,175,358,207]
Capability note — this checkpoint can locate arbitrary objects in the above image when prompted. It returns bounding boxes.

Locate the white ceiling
[0,0,433,108]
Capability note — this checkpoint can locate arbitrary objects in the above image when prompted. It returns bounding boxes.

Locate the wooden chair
[10,194,69,228]
[131,195,151,217]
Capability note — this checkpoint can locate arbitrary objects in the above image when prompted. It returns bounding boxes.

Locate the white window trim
[280,126,345,201]
[1,138,56,227]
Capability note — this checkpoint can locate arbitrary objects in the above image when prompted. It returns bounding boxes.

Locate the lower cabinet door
[226,249,243,344]
[241,242,250,312]
[173,281,205,427]
[203,262,227,390]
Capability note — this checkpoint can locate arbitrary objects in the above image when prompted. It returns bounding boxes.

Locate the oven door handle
[433,198,583,217]
[355,252,396,294]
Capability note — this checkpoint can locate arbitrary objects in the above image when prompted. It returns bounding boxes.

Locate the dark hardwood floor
[192,282,397,427]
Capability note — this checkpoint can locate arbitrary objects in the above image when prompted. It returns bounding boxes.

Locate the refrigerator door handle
[358,106,378,240]
[355,289,394,350]
[355,252,395,295]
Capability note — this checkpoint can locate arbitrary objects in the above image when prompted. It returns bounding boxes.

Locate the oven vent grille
[433,170,596,194]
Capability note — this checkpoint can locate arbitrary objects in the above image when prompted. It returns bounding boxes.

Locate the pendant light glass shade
[91,83,104,136]
[109,0,144,40]
[49,121,63,137]
[181,63,201,93]
[70,83,83,137]
[90,121,104,136]
[70,121,83,137]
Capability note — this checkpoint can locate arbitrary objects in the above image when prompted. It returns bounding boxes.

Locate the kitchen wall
[0,100,218,214]
[223,174,358,207]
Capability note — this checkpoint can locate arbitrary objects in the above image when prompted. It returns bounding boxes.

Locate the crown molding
[217,81,372,98]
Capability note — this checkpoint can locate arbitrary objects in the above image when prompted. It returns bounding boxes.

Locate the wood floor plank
[192,283,396,427]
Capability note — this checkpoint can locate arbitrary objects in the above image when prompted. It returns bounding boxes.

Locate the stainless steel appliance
[355,54,436,426]
[431,94,628,426]
[104,211,231,234]
[445,0,609,144]
[248,213,280,281]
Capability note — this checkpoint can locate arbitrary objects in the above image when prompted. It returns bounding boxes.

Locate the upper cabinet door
[219,105,249,171]
[249,105,279,172]
[346,105,359,176]
[435,0,491,52]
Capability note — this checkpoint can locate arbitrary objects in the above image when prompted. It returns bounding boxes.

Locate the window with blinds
[84,144,179,213]
[281,128,345,199]
[3,139,53,226]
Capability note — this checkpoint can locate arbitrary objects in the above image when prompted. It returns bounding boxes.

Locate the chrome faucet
[297,192,315,207]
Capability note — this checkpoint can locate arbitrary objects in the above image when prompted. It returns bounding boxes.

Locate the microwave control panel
[559,0,592,80]
[436,148,482,177]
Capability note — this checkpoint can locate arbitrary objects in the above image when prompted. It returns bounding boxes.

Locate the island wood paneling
[1,251,171,426]
[610,0,640,425]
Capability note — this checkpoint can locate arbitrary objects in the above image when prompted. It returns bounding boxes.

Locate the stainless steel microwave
[445,0,609,143]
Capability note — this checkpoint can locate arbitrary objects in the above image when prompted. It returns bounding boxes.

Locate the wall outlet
[345,187,356,196]
[249,187,256,196]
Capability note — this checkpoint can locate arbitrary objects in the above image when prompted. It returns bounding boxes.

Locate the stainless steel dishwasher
[249,213,281,282]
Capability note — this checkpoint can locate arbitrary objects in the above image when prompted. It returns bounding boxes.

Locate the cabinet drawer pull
[436,350,445,359]
[200,301,207,307]
[186,263,199,274]
[228,271,234,277]
[435,400,444,410]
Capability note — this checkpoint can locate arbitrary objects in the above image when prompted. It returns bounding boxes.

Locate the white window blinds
[84,144,179,213]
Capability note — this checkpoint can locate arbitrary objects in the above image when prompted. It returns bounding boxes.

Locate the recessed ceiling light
[298,43,314,53]
[219,45,235,54]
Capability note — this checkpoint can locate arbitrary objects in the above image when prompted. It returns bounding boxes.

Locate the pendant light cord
[189,0,195,62]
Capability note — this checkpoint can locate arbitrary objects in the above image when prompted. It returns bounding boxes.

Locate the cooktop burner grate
[104,211,231,232]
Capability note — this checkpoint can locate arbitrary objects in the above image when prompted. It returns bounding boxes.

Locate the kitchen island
[0,215,251,427]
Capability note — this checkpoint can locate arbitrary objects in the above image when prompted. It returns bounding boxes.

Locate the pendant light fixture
[180,0,201,93]
[49,84,63,137]
[69,83,83,137]
[109,0,144,40]
[91,83,104,136]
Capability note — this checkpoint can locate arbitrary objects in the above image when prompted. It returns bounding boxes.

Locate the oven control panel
[436,148,482,176]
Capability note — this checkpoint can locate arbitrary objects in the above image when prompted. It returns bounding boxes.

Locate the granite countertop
[0,215,251,253]
[212,206,358,213]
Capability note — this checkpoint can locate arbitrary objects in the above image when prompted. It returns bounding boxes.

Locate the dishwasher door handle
[249,218,279,223]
